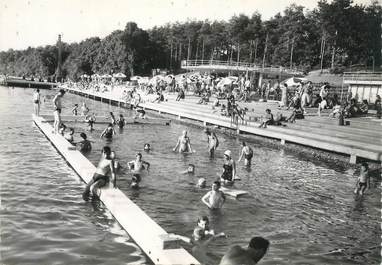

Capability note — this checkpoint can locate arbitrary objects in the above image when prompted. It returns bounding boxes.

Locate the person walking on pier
[53,89,65,134]
[33,89,41,116]
[82,146,116,201]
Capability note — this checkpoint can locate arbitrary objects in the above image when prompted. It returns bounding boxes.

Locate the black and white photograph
[0,0,381,264]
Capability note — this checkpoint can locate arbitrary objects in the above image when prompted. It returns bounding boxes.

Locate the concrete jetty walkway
[33,114,200,265]
[61,85,382,164]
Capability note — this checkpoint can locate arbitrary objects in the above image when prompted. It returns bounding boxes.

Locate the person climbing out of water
[238,142,253,167]
[127,153,150,188]
[201,181,226,209]
[64,127,75,143]
[85,113,96,131]
[72,104,79,116]
[354,162,370,196]
[173,130,193,153]
[33,88,41,116]
[53,89,65,134]
[117,114,125,129]
[80,102,89,116]
[100,123,116,139]
[76,132,92,152]
[221,150,237,184]
[219,236,270,265]
[82,146,116,201]
[205,128,219,157]
[143,143,151,152]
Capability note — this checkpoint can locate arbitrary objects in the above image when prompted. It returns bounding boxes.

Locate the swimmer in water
[76,132,92,152]
[81,102,89,116]
[237,142,253,167]
[127,153,150,188]
[220,150,237,184]
[201,181,225,209]
[117,114,125,129]
[85,113,96,131]
[100,123,116,139]
[193,216,225,242]
[110,151,121,173]
[64,127,75,143]
[173,130,193,153]
[82,146,116,201]
[59,123,67,136]
[205,128,219,157]
[109,112,116,125]
[72,104,79,116]
[354,162,370,196]
[196,178,207,189]
[181,164,195,175]
[143,143,151,152]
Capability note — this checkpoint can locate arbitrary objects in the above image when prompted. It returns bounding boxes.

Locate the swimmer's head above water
[197,178,206,188]
[144,143,151,151]
[224,150,232,158]
[187,164,195,174]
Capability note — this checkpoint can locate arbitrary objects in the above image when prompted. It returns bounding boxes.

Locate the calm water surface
[0,86,380,265]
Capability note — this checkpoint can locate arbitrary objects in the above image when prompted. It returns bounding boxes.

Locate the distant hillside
[306,70,343,87]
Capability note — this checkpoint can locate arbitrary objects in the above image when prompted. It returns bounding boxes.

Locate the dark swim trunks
[93,173,109,184]
[55,108,62,114]
[132,174,141,183]
[34,100,39,104]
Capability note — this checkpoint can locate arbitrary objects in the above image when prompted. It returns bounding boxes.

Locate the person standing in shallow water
[205,129,219,157]
[238,142,253,167]
[33,88,41,116]
[173,130,193,153]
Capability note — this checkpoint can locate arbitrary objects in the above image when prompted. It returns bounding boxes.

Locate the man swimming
[53,89,65,134]
[76,132,92,152]
[193,216,225,242]
[82,146,116,201]
[181,164,195,175]
[219,236,270,265]
[205,128,219,157]
[127,153,150,188]
[221,150,237,184]
[143,143,151,152]
[85,113,96,131]
[100,123,116,139]
[201,181,226,209]
[173,130,193,153]
[238,142,254,167]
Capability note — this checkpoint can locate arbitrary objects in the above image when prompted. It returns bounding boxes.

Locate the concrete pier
[61,86,382,164]
[32,114,200,265]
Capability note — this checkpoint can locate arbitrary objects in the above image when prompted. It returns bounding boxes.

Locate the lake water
[0,86,380,265]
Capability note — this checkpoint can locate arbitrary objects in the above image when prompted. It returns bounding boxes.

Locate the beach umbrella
[101,74,112,79]
[113,72,126,78]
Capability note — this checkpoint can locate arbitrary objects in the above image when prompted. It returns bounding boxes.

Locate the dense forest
[0,0,380,80]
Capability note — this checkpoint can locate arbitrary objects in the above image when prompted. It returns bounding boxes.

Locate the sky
[0,0,376,52]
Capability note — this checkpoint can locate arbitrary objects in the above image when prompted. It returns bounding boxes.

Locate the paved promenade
[62,85,382,164]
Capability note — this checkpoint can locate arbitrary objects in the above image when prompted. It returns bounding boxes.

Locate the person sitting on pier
[358,100,369,115]
[219,236,270,265]
[64,127,75,143]
[344,98,359,118]
[100,123,116,139]
[238,142,253,167]
[82,146,116,201]
[127,153,150,188]
[53,89,65,134]
[117,114,125,129]
[152,91,164,103]
[202,181,226,209]
[258,109,274,128]
[76,132,92,152]
[173,130,193,153]
[221,150,237,184]
[176,87,185,101]
[354,162,370,196]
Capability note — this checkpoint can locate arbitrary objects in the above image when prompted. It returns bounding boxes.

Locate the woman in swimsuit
[33,89,40,116]
[238,141,253,166]
[221,150,236,184]
[110,112,116,125]
[117,114,125,129]
[82,146,116,201]
[205,128,219,157]
[127,153,150,188]
[100,123,116,139]
[173,130,193,153]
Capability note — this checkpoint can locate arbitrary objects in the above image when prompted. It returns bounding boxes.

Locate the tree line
[0,0,380,80]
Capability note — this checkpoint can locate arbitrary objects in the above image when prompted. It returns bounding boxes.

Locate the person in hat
[221,150,236,184]
[53,89,65,133]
